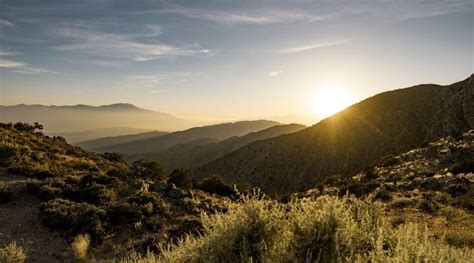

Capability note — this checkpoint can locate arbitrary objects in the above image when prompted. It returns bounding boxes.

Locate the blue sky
[0,0,472,123]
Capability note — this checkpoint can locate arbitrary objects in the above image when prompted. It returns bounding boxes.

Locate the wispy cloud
[53,26,214,61]
[268,70,283,77]
[399,1,472,19]
[0,50,63,75]
[276,40,351,54]
[149,7,328,25]
[0,19,14,27]
[122,72,200,93]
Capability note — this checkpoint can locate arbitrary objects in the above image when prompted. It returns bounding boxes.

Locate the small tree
[131,159,165,182]
[168,169,193,189]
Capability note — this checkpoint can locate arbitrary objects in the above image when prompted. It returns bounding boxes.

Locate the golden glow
[312,86,353,119]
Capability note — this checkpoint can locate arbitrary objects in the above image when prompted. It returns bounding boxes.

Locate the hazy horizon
[1,0,473,124]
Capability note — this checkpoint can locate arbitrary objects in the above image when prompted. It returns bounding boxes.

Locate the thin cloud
[150,7,328,25]
[53,26,214,61]
[125,72,200,88]
[0,59,25,68]
[0,51,63,75]
[0,19,14,27]
[398,1,472,19]
[268,70,283,77]
[276,40,351,54]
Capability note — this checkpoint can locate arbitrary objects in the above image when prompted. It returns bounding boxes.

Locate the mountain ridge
[193,75,474,195]
[94,120,282,154]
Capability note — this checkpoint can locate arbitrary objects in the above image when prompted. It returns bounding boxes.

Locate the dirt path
[0,173,75,262]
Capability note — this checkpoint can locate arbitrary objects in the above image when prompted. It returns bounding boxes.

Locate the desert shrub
[379,154,400,167]
[160,193,289,262]
[374,186,392,201]
[168,169,193,190]
[445,231,474,248]
[433,191,451,204]
[13,122,35,133]
[128,191,170,216]
[131,160,165,182]
[390,197,415,209]
[101,152,125,163]
[438,206,463,219]
[37,184,63,200]
[449,160,474,174]
[195,175,237,197]
[0,242,26,263]
[286,196,382,262]
[155,195,473,263]
[0,182,13,204]
[72,234,90,260]
[108,202,143,225]
[39,198,106,240]
[453,189,474,212]
[447,183,469,197]
[415,197,438,213]
[341,181,379,197]
[0,142,18,166]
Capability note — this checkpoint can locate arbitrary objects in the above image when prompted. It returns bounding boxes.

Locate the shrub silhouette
[195,175,237,197]
[131,159,165,182]
[168,169,193,189]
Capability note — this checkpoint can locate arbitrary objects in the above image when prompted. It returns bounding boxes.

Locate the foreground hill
[0,123,233,261]
[0,103,193,135]
[76,131,169,151]
[95,120,281,154]
[194,75,474,195]
[126,124,306,172]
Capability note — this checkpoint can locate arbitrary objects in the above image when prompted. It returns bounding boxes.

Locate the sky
[0,0,473,124]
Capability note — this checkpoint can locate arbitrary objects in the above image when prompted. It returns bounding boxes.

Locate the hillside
[194,75,474,195]
[1,123,472,262]
[76,131,169,151]
[95,120,281,154]
[0,103,194,135]
[0,123,233,261]
[127,124,306,172]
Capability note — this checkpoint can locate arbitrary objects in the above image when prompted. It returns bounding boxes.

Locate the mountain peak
[97,103,143,111]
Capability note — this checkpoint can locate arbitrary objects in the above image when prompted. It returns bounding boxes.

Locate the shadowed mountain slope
[194,75,474,195]
[95,120,281,154]
[126,123,306,171]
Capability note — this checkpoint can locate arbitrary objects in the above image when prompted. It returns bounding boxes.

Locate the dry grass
[72,234,91,260]
[117,194,473,263]
[0,242,27,263]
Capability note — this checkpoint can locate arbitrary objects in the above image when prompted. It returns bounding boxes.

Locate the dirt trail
[0,173,74,262]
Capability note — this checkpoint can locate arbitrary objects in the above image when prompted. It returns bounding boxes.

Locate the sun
[312,86,353,119]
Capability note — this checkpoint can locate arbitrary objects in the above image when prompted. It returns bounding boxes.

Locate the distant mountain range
[193,75,474,195]
[125,123,306,172]
[0,103,195,136]
[86,120,282,154]
[75,130,169,149]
